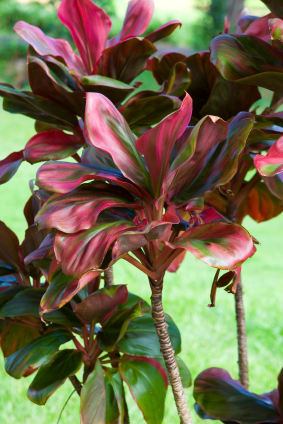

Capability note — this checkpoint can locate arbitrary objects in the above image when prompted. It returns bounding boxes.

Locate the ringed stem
[149,278,193,424]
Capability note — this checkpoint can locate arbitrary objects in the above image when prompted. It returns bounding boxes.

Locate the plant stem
[227,204,249,389]
[68,375,82,395]
[149,278,193,424]
[104,267,114,286]
[104,267,130,423]
[234,275,249,389]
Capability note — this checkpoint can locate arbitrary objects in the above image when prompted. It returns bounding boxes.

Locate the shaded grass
[0,102,283,423]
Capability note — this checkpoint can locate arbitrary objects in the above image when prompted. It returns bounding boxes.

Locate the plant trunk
[69,375,82,395]
[234,276,249,389]
[104,267,114,287]
[227,204,249,389]
[150,279,193,424]
[104,267,130,423]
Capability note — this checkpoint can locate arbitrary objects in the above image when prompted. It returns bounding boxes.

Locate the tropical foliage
[1,0,283,423]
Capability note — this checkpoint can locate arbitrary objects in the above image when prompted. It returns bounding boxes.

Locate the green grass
[0,104,283,424]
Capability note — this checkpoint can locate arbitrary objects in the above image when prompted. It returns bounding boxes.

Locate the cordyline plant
[1,0,280,422]
[31,90,259,423]
[0,215,191,424]
[0,0,188,187]
[189,0,283,420]
[146,5,283,392]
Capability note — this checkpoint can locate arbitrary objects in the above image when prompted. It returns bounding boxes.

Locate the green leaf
[80,360,106,424]
[0,288,82,327]
[27,349,83,405]
[120,355,168,424]
[5,329,72,379]
[0,286,27,311]
[104,368,121,423]
[116,292,150,310]
[104,368,124,423]
[0,322,40,358]
[115,311,181,357]
[97,303,143,352]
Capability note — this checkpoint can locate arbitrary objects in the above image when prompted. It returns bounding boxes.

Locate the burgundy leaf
[24,131,82,164]
[28,57,86,118]
[13,21,85,74]
[58,0,112,74]
[120,91,182,129]
[40,267,100,313]
[0,222,20,273]
[278,368,283,415]
[136,93,193,199]
[36,161,148,200]
[194,367,281,423]
[107,0,154,48]
[75,285,128,323]
[149,52,187,85]
[0,151,24,185]
[169,112,254,206]
[145,21,182,44]
[167,222,255,270]
[54,221,135,278]
[24,233,54,266]
[35,184,143,233]
[84,93,151,193]
[168,115,228,191]
[94,37,156,84]
[112,221,173,260]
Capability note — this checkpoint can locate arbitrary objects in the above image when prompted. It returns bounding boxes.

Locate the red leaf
[84,93,151,194]
[145,21,182,44]
[136,93,193,199]
[58,0,112,74]
[255,135,283,176]
[75,285,128,323]
[24,131,82,164]
[107,0,154,47]
[35,183,143,233]
[0,151,23,185]
[54,221,135,278]
[167,222,255,270]
[14,21,85,74]
[112,221,172,260]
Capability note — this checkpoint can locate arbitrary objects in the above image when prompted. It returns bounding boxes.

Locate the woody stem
[149,278,193,424]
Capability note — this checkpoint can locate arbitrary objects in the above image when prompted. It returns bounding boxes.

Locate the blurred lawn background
[0,0,283,423]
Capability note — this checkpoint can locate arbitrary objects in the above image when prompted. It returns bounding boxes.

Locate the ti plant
[0,218,191,424]
[32,91,258,423]
[0,0,281,422]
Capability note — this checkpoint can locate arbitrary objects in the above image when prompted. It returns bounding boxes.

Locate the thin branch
[69,375,82,396]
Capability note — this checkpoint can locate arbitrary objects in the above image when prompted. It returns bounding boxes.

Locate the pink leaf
[136,93,193,199]
[54,221,135,278]
[254,135,283,176]
[58,0,112,74]
[35,183,143,233]
[107,0,154,48]
[84,93,151,193]
[14,21,85,74]
[0,151,23,185]
[167,222,255,270]
[24,131,82,164]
